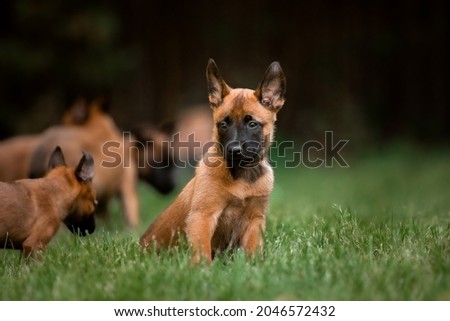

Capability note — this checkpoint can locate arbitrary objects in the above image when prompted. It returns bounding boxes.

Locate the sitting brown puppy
[0,146,97,258]
[140,59,286,263]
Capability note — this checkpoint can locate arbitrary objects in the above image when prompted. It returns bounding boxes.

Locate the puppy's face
[214,90,275,167]
[65,180,97,236]
[132,125,176,195]
[47,148,97,236]
[207,60,286,167]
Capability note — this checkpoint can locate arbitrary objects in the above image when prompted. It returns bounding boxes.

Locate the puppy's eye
[218,121,228,130]
[247,121,259,129]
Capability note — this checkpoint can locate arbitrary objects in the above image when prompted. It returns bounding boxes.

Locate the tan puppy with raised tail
[140,59,286,263]
[0,146,97,258]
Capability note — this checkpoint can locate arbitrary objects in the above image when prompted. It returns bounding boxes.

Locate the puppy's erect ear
[75,151,94,182]
[48,146,67,170]
[206,59,231,107]
[255,61,286,112]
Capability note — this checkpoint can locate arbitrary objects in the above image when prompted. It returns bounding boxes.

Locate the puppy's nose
[228,145,242,157]
[94,199,99,207]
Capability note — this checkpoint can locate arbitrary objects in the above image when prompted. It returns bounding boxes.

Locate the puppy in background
[131,123,176,195]
[0,97,94,183]
[28,97,178,227]
[171,106,213,167]
[0,146,97,258]
[0,135,41,183]
[28,98,141,227]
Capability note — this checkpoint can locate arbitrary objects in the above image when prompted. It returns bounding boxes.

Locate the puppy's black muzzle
[225,141,262,166]
[65,215,96,236]
[146,167,176,195]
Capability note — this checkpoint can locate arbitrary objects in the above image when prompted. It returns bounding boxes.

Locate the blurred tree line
[0,0,449,147]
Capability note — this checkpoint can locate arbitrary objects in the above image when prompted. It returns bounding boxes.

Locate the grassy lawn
[1,146,449,300]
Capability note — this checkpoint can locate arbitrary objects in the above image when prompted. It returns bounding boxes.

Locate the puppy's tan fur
[0,135,41,182]
[0,147,96,258]
[140,59,286,263]
[0,98,95,183]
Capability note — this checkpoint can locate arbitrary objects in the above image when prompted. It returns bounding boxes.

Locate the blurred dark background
[0,0,449,148]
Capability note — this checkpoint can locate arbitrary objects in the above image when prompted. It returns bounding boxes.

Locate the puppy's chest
[212,197,251,249]
[212,194,266,249]
[220,196,249,220]
[214,171,273,231]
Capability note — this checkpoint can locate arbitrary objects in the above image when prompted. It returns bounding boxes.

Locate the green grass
[1,147,449,300]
